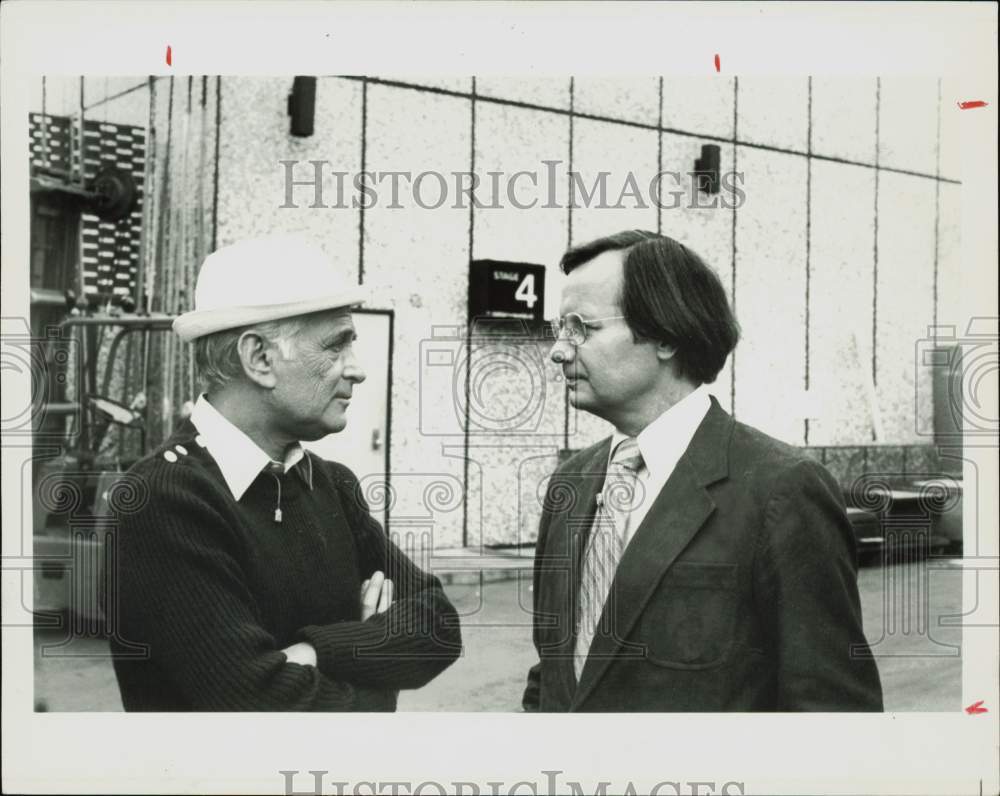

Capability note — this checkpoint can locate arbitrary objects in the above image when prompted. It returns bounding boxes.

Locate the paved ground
[33,557,964,712]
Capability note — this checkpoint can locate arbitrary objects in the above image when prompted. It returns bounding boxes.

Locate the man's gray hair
[193,317,304,391]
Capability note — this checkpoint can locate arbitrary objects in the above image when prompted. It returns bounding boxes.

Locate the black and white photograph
[2,3,997,795]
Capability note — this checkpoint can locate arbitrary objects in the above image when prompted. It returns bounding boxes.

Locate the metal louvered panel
[29,113,146,303]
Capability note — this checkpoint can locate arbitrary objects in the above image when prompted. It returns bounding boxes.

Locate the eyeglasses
[549,313,626,345]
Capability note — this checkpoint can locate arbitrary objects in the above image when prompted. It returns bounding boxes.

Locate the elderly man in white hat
[106,235,461,711]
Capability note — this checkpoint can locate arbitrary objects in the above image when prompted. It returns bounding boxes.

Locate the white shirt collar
[609,384,711,482]
[190,394,312,500]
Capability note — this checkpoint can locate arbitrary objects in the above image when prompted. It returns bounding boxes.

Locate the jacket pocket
[637,562,738,670]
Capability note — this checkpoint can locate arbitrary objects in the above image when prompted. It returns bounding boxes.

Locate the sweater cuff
[297,619,388,680]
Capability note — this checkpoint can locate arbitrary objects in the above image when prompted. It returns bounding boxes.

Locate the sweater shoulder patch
[160,444,193,463]
[132,436,210,485]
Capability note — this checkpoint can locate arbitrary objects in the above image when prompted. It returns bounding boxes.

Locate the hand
[360,570,394,621]
[281,641,317,667]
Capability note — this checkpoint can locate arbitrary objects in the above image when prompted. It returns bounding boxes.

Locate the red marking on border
[714,54,721,73]
[166,45,172,66]
[965,700,987,714]
[957,100,987,110]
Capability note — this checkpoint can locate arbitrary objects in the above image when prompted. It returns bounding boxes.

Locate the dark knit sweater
[105,419,461,711]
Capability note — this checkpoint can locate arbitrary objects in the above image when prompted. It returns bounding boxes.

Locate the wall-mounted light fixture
[287,77,317,137]
[694,144,721,194]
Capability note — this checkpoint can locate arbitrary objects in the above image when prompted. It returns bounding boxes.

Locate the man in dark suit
[522,230,882,712]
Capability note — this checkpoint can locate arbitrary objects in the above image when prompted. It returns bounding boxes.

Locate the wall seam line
[805,76,813,446]
[872,77,881,416]
[563,77,575,452]
[461,78,477,549]
[933,78,942,335]
[730,76,738,417]
[358,78,368,285]
[210,77,221,253]
[656,76,664,236]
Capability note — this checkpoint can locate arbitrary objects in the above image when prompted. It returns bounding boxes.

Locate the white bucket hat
[173,234,367,342]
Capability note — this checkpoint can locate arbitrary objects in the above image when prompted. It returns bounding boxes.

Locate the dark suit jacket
[522,398,883,712]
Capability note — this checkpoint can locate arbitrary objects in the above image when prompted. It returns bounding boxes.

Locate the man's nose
[549,338,575,365]
[344,349,366,383]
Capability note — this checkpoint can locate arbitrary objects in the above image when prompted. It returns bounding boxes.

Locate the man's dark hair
[560,229,739,385]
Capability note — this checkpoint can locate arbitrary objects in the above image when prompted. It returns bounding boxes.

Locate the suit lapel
[542,439,610,702]
[571,398,733,708]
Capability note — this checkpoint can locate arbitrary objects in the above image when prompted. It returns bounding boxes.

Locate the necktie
[574,437,644,680]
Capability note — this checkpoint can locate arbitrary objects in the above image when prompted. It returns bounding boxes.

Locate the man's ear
[656,341,677,363]
[236,330,278,388]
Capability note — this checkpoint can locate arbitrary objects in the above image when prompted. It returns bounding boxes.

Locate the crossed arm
[281,571,394,666]
[113,464,461,711]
